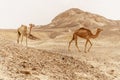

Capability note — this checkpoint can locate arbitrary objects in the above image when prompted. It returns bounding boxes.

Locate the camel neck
[29,26,32,34]
[91,31,101,39]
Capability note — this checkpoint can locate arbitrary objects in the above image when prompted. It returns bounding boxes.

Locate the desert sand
[0,8,120,80]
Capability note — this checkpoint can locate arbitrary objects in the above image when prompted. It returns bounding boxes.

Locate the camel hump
[78,27,91,32]
[79,27,85,29]
[79,27,88,30]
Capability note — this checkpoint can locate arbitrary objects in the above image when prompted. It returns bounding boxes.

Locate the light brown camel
[68,27,103,53]
[17,24,34,46]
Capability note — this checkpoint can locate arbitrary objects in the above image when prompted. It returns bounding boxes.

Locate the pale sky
[0,0,120,29]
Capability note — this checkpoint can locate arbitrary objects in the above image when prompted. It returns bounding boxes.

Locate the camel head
[29,23,35,35]
[29,24,35,28]
[97,28,103,32]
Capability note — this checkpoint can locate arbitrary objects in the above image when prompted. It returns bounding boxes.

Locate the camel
[68,27,103,53]
[17,24,34,46]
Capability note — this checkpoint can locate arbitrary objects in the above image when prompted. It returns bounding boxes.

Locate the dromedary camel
[68,27,103,53]
[17,24,34,46]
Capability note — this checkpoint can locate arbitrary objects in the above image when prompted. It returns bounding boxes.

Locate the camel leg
[21,35,23,44]
[26,35,28,46]
[68,39,74,51]
[68,34,76,51]
[88,39,92,52]
[17,31,21,44]
[84,40,89,53]
[17,34,20,44]
[75,38,81,52]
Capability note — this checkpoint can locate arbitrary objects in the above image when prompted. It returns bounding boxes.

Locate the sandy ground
[0,29,120,80]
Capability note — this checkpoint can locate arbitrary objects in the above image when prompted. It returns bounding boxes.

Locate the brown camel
[68,27,103,53]
[17,24,34,46]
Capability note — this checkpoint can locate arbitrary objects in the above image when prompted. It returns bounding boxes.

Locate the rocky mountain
[38,8,120,32]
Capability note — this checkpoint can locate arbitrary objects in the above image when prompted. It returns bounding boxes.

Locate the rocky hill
[0,37,111,80]
[0,8,120,80]
[33,8,120,39]
[38,8,120,31]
